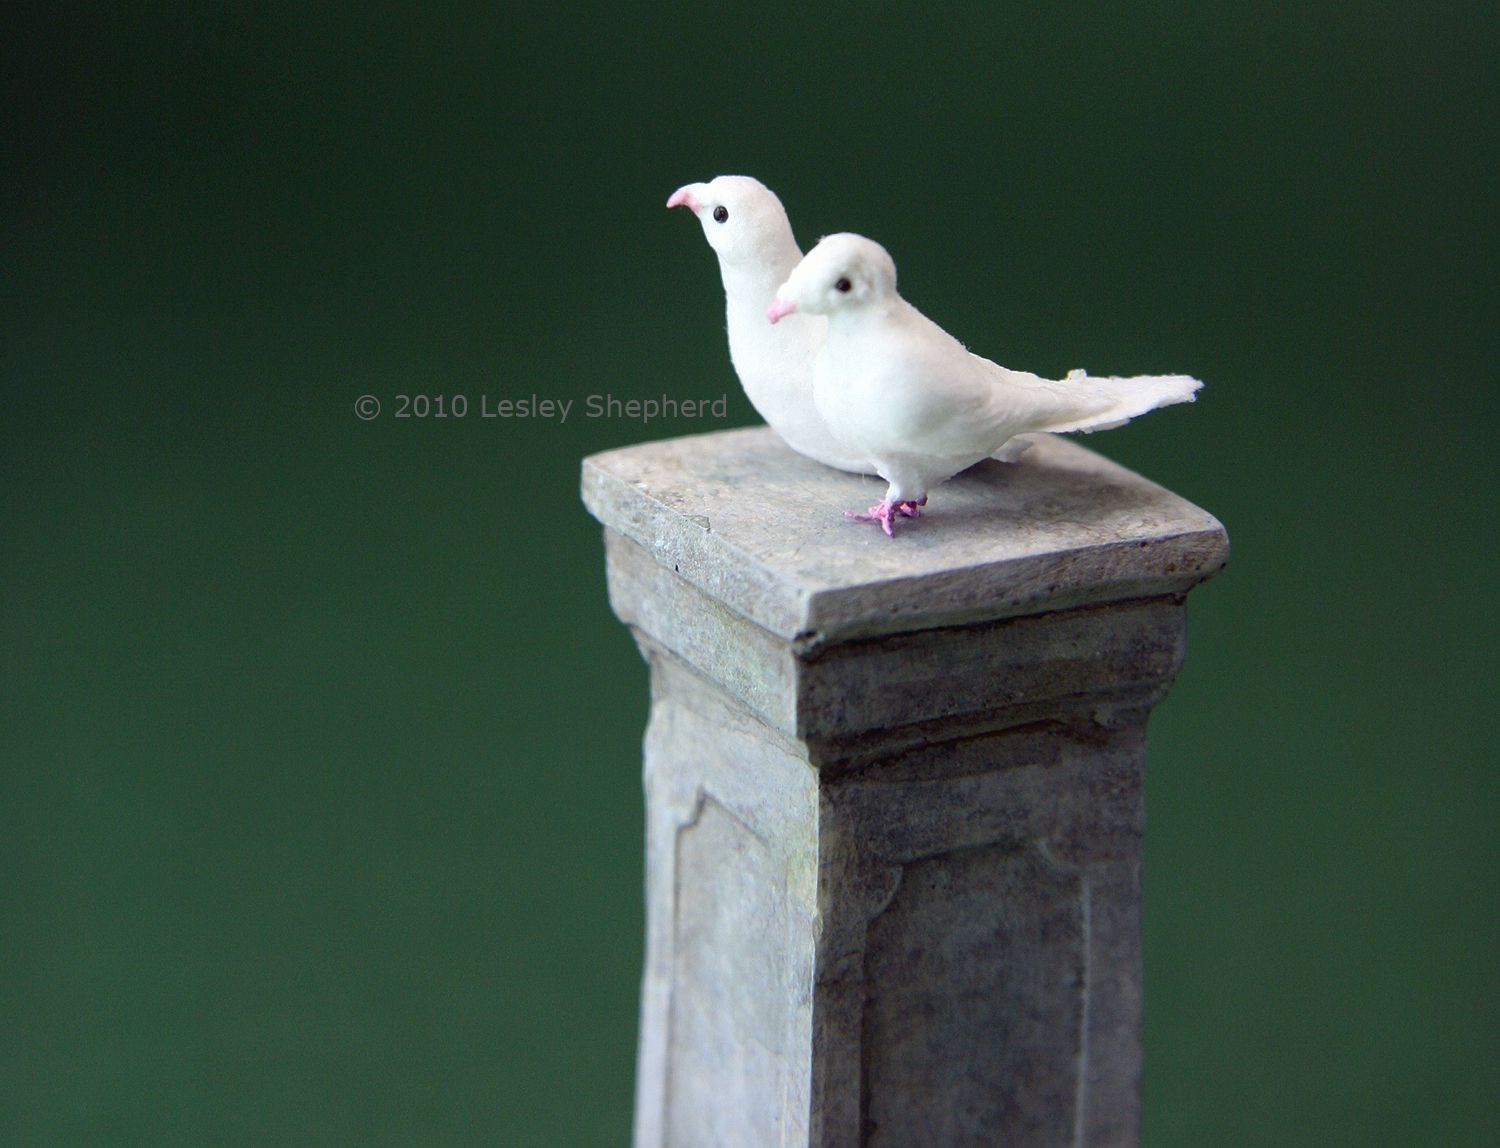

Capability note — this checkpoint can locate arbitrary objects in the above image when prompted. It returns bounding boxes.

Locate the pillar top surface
[582,427,1226,645]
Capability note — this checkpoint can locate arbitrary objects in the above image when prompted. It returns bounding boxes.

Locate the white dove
[768,232,1202,536]
[667,176,871,473]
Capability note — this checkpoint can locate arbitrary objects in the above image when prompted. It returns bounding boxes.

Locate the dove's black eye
[713,205,728,223]
[835,277,852,293]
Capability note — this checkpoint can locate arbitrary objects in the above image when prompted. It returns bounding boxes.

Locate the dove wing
[970,360,1108,433]
[852,307,1016,458]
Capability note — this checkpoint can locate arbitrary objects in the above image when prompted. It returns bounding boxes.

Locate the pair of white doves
[668,175,1200,536]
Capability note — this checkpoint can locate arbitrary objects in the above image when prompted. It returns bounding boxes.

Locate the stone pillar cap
[582,427,1226,648]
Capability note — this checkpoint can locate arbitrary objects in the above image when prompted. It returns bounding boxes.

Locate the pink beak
[666,186,702,214]
[767,297,797,325]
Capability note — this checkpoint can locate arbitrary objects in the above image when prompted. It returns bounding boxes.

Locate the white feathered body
[673,176,872,473]
[814,298,1200,503]
[717,255,869,473]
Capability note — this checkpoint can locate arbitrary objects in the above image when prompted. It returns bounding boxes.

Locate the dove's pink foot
[844,496,927,536]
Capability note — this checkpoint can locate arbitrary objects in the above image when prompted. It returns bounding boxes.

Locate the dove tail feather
[1032,373,1201,435]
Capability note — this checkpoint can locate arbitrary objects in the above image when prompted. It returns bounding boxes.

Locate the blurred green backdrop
[3,3,1495,1144]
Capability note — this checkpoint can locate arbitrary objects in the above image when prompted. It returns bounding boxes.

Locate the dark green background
[4,3,1495,1144]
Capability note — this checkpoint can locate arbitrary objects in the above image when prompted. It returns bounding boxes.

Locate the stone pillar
[581,427,1227,1148]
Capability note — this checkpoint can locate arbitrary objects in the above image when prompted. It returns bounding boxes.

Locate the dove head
[666,175,797,268]
[769,233,897,323]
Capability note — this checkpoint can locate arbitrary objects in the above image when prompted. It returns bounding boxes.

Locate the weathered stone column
[581,426,1226,1148]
